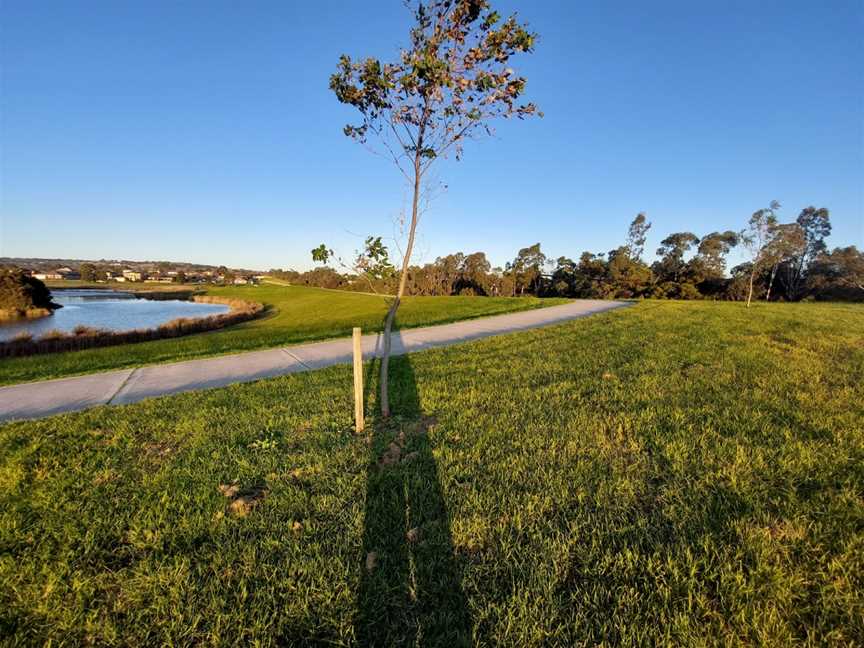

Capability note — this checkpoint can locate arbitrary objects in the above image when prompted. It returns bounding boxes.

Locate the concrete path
[0,300,629,423]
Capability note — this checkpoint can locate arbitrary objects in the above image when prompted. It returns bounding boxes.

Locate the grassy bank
[44,280,197,292]
[1,301,861,645]
[0,284,567,385]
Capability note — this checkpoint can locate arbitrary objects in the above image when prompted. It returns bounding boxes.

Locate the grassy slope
[0,283,567,385]
[1,301,862,645]
[44,280,196,291]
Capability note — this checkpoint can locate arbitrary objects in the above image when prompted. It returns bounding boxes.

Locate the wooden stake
[352,327,364,432]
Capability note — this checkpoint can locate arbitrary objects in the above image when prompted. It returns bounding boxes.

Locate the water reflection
[0,290,229,341]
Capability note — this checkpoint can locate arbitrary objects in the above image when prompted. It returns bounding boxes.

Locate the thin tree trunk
[379,153,422,418]
[747,268,755,308]
[789,255,805,301]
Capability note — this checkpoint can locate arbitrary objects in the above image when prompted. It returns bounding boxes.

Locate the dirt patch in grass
[219,480,269,517]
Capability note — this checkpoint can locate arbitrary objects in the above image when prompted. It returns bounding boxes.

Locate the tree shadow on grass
[355,352,472,646]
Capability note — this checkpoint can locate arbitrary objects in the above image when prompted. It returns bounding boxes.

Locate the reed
[0,297,264,358]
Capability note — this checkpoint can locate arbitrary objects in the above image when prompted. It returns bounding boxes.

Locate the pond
[0,290,230,342]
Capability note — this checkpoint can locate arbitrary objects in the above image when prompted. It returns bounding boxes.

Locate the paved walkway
[0,300,629,423]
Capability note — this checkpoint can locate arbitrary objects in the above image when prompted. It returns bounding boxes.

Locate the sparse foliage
[311,245,334,266]
[626,213,651,261]
[330,0,541,416]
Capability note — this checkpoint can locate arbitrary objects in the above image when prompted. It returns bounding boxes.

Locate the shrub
[0,269,59,313]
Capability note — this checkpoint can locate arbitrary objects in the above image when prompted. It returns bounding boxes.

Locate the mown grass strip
[0,301,861,645]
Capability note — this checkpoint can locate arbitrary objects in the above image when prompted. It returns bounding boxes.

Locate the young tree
[330,0,541,416]
[312,238,394,293]
[740,201,780,308]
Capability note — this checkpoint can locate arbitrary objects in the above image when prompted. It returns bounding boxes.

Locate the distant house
[122,270,145,282]
[34,269,79,281]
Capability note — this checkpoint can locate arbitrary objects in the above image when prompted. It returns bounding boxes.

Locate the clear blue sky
[1,0,862,271]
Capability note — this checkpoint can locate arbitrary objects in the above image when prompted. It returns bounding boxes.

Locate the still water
[0,290,230,342]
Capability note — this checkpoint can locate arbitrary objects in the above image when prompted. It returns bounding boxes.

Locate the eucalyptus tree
[653,232,700,285]
[330,0,541,416]
[625,213,651,261]
[783,206,831,300]
[508,243,547,295]
[458,251,492,294]
[807,246,864,296]
[740,201,780,308]
[763,223,805,301]
[695,231,739,278]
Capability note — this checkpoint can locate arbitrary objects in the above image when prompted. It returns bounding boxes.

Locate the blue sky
[1,0,861,271]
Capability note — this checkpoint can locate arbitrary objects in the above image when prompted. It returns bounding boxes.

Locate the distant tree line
[269,204,862,302]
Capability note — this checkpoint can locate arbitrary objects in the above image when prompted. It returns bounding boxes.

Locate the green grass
[0,283,567,385]
[1,301,862,645]
[44,280,196,291]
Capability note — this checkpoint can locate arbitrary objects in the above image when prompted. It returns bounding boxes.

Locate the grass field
[0,283,567,385]
[1,301,862,645]
[44,280,195,290]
